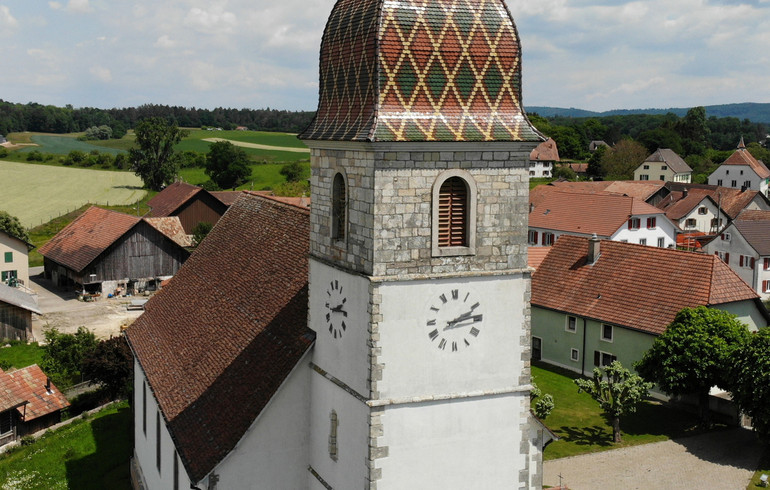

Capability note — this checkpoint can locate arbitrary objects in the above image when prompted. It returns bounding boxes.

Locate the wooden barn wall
[175,193,227,233]
[0,303,30,341]
[82,222,190,283]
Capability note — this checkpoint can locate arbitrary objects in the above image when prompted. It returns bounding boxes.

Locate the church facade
[128,0,546,488]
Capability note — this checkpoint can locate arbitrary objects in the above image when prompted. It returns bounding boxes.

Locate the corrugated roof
[0,283,41,315]
[532,236,759,335]
[126,193,314,483]
[644,149,692,173]
[147,182,203,217]
[529,190,663,237]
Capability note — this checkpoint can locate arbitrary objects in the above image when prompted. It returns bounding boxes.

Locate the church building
[127,0,546,488]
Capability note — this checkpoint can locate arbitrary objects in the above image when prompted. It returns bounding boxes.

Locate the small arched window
[438,177,469,247]
[329,410,339,461]
[332,173,346,241]
[432,171,476,257]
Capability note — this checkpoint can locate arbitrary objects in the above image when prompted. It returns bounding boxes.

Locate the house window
[744,180,752,188]
[329,410,339,461]
[627,218,640,230]
[646,217,656,229]
[570,349,580,362]
[763,280,770,293]
[601,324,613,342]
[156,411,162,473]
[739,255,755,269]
[685,218,696,229]
[331,173,347,242]
[0,410,12,435]
[1,271,17,285]
[711,218,720,229]
[528,230,539,245]
[643,165,650,170]
[721,232,731,241]
[542,232,555,246]
[529,170,536,176]
[566,316,577,333]
[142,382,147,436]
[732,180,737,187]
[657,237,665,248]
[661,166,668,171]
[717,179,723,186]
[594,350,617,367]
[698,207,707,215]
[532,337,542,361]
[432,171,477,257]
[727,170,730,175]
[659,175,665,181]
[639,238,647,245]
[741,170,744,175]
[3,252,11,263]
[764,258,770,270]
[640,175,649,181]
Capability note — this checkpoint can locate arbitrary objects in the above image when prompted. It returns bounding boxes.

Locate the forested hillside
[528,102,770,124]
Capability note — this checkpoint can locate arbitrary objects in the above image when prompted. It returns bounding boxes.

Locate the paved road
[544,428,764,489]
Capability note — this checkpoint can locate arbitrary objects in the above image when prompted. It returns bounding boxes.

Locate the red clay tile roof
[531,138,560,162]
[656,189,715,220]
[38,207,140,272]
[147,182,203,217]
[209,191,243,207]
[643,149,692,173]
[243,191,310,209]
[532,235,759,335]
[300,0,542,142]
[126,193,314,483]
[664,182,766,219]
[529,190,664,237]
[546,180,665,201]
[144,217,193,248]
[0,365,69,421]
[722,145,770,179]
[528,247,551,270]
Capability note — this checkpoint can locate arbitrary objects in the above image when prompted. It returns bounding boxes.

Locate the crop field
[177,129,309,162]
[0,161,145,227]
[14,134,125,156]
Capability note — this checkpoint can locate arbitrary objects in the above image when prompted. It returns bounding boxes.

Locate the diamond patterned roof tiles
[300,0,541,142]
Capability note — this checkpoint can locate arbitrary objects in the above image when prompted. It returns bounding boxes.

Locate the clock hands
[444,313,483,330]
[330,304,348,316]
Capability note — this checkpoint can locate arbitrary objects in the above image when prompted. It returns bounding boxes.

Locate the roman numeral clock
[426,288,483,352]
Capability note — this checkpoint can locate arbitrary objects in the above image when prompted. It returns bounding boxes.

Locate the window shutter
[533,231,539,244]
[721,233,724,240]
[593,351,600,367]
[765,258,770,270]
[725,253,730,264]
[628,219,633,230]
[751,258,756,269]
[740,256,744,267]
[764,280,768,292]
[438,178,468,247]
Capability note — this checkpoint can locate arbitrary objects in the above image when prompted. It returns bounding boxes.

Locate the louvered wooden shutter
[332,174,346,240]
[438,177,468,247]
[740,256,744,267]
[725,253,730,264]
[751,258,756,269]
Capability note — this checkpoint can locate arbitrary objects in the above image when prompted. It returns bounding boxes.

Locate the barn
[147,182,237,234]
[0,283,40,341]
[39,207,191,295]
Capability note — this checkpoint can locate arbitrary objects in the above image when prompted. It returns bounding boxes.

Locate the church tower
[300,1,544,488]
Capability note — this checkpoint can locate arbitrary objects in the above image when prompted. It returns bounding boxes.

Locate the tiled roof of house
[733,215,770,256]
[656,189,715,220]
[0,283,41,315]
[147,182,203,217]
[144,217,193,248]
[243,191,310,209]
[527,247,551,270]
[1,365,69,421]
[532,235,759,335]
[529,190,663,237]
[546,180,665,201]
[38,207,140,273]
[531,138,560,162]
[664,182,766,219]
[126,193,314,483]
[722,139,770,179]
[644,148,692,173]
[209,191,243,207]
[300,0,542,142]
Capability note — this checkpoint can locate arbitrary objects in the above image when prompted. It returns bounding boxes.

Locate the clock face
[426,288,482,352]
[325,279,348,339]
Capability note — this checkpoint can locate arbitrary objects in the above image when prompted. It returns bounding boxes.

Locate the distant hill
[526,103,770,125]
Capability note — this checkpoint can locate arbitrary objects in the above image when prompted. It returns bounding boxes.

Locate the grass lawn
[533,362,712,460]
[179,162,308,190]
[186,129,306,148]
[748,453,770,489]
[0,341,43,369]
[0,401,132,490]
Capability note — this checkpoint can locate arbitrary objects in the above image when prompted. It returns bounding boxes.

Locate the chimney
[588,234,601,265]
[682,188,688,198]
[45,377,51,394]
[529,202,534,213]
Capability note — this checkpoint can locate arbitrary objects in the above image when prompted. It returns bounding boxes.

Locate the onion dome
[300,0,542,142]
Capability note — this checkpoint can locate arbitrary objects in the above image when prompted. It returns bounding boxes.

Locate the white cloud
[154,35,177,49]
[184,4,237,35]
[0,5,17,31]
[67,0,92,13]
[90,66,112,82]
[48,2,63,10]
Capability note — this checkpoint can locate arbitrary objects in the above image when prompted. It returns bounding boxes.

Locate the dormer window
[698,207,707,215]
[432,170,477,257]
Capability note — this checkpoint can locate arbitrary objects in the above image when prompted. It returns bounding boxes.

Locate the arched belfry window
[432,170,477,257]
[332,173,347,241]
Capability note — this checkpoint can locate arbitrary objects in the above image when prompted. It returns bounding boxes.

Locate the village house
[528,189,677,248]
[634,148,692,183]
[0,364,69,447]
[0,229,33,291]
[39,207,190,295]
[708,138,770,196]
[529,138,559,178]
[146,181,238,234]
[704,210,770,299]
[127,0,548,488]
[0,283,40,341]
[531,235,769,380]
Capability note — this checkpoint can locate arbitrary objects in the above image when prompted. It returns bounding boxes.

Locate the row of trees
[0,100,315,137]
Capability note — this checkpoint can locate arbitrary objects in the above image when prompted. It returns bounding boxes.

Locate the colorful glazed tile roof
[300,0,542,142]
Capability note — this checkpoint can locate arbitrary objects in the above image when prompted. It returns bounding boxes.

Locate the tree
[600,139,648,180]
[530,382,555,420]
[192,221,213,246]
[279,161,308,183]
[0,210,29,243]
[129,117,188,191]
[575,361,651,443]
[587,145,607,179]
[551,164,576,181]
[730,328,770,441]
[635,306,750,424]
[677,106,710,156]
[82,336,133,399]
[204,140,251,189]
[41,327,98,387]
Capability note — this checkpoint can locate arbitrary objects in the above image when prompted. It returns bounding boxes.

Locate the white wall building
[0,230,31,289]
[634,148,692,183]
[708,138,770,196]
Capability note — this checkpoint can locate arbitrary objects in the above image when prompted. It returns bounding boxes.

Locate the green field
[187,129,306,148]
[0,161,145,228]
[16,135,125,156]
[179,162,305,190]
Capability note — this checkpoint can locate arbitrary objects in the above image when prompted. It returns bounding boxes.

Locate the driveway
[28,267,144,341]
[544,427,764,489]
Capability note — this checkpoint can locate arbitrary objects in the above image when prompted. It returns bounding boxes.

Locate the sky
[0,0,768,113]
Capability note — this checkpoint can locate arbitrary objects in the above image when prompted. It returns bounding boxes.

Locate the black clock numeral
[464,292,470,302]
[470,327,480,337]
[326,313,330,322]
[334,329,338,339]
[452,341,458,352]
[451,289,459,300]
[329,325,333,334]
[464,339,470,346]
[429,329,439,341]
[341,321,346,331]
[438,338,447,350]
[427,319,436,326]
[430,306,439,312]
[439,294,447,304]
